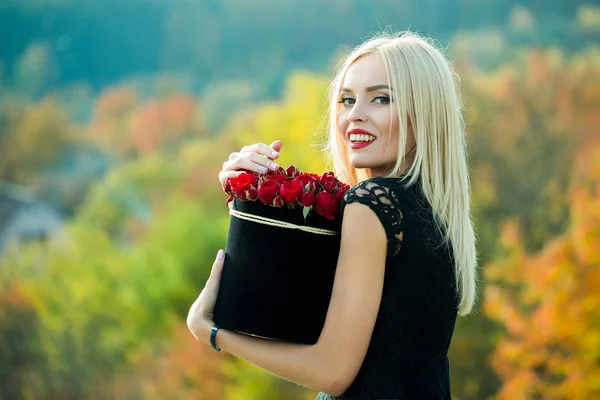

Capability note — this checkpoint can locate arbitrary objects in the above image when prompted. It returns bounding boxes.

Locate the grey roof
[0,191,29,227]
[0,182,57,227]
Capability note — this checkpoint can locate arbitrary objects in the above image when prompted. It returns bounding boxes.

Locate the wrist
[191,316,214,343]
[203,318,215,342]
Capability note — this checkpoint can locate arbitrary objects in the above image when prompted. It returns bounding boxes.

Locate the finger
[240,143,280,159]
[223,154,279,174]
[269,140,283,154]
[219,170,244,187]
[207,250,225,289]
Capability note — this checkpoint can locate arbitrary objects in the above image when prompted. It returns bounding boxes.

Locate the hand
[218,140,283,188]
[187,249,226,342]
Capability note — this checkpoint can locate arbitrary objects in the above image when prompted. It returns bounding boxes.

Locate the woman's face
[336,53,414,177]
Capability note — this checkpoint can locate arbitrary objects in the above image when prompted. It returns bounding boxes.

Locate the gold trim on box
[229,209,338,236]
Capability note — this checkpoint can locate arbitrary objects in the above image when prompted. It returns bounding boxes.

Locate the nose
[347,102,368,123]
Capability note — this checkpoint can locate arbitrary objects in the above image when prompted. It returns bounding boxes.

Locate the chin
[349,155,377,170]
[350,159,396,177]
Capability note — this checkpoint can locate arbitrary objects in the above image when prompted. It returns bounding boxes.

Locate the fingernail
[271,150,279,157]
[259,166,267,173]
[270,163,278,169]
[217,250,225,260]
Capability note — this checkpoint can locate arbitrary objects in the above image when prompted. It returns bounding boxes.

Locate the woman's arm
[188,202,387,396]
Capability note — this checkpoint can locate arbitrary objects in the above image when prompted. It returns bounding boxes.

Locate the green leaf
[302,206,312,222]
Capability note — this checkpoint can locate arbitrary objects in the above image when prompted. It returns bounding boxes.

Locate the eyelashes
[337,96,392,106]
[337,97,354,106]
[374,96,391,105]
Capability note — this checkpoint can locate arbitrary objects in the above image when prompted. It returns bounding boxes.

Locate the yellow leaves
[472,163,497,208]
[570,187,600,266]
[496,370,538,400]
[233,72,331,174]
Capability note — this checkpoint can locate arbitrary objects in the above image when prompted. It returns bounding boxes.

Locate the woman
[187,31,477,399]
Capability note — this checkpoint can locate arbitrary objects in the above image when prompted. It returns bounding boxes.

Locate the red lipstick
[347,128,376,150]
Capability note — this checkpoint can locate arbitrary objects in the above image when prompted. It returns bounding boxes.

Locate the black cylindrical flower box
[213,198,342,345]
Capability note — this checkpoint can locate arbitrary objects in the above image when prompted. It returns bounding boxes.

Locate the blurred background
[0,0,598,399]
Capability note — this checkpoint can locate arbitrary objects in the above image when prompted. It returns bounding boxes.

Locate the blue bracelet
[210,324,222,352]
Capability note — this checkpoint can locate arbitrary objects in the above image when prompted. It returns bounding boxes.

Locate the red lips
[347,128,377,150]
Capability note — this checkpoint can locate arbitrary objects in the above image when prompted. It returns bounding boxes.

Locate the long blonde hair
[323,31,478,315]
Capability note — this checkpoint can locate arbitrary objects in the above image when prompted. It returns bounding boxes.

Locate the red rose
[297,173,319,194]
[299,191,315,207]
[267,166,287,177]
[279,179,304,205]
[323,178,339,193]
[320,172,339,193]
[270,174,288,185]
[273,196,284,208]
[335,185,349,204]
[258,180,279,204]
[286,165,300,179]
[314,192,339,220]
[319,172,336,185]
[223,178,232,194]
[246,188,258,201]
[223,166,346,221]
[231,173,258,198]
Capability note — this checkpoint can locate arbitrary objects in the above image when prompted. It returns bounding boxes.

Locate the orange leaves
[95,86,137,118]
[130,94,198,154]
[0,283,35,318]
[88,88,202,157]
[484,172,600,399]
[113,324,228,399]
[525,50,551,90]
[88,87,138,154]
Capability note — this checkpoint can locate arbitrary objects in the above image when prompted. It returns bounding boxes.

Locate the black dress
[316,177,459,400]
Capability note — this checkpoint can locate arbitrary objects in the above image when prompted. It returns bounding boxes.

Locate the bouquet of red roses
[223,165,350,221]
[213,165,349,345]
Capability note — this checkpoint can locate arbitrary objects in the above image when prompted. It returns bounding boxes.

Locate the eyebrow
[341,84,392,93]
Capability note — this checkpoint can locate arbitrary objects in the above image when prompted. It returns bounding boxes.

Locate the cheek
[337,110,349,133]
[373,109,397,138]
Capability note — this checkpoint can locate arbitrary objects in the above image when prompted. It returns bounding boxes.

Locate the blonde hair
[323,31,478,315]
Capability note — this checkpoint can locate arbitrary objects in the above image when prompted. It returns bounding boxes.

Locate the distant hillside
[0,0,596,97]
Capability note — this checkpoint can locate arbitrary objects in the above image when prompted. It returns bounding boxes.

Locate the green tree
[0,98,77,184]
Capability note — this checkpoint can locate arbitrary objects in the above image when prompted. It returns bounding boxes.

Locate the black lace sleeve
[342,179,404,257]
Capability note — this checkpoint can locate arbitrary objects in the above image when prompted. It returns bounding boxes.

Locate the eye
[337,97,355,106]
[373,96,391,105]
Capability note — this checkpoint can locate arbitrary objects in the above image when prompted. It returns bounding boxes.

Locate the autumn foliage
[485,177,600,399]
[481,51,600,399]
[0,45,598,400]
